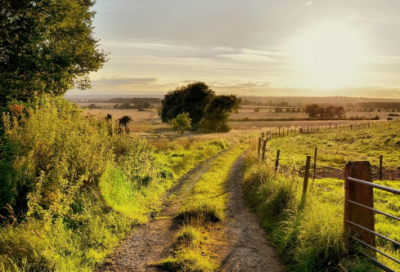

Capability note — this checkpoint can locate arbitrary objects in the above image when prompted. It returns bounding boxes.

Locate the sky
[68,0,400,98]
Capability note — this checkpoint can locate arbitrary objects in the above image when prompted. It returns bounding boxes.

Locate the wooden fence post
[379,155,383,181]
[275,150,280,172]
[344,161,375,248]
[303,155,311,196]
[257,137,262,162]
[313,147,317,183]
[261,139,267,162]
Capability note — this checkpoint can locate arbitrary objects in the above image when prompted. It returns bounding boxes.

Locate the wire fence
[256,123,400,271]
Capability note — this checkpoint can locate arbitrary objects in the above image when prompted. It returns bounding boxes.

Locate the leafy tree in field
[88,104,98,109]
[142,101,151,109]
[171,113,192,134]
[198,95,241,132]
[161,82,215,126]
[275,108,283,113]
[119,116,132,131]
[0,0,108,106]
[254,108,260,113]
[335,106,346,118]
[305,104,320,118]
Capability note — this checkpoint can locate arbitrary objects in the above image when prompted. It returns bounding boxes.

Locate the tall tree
[0,0,108,106]
[160,82,215,126]
[305,104,320,118]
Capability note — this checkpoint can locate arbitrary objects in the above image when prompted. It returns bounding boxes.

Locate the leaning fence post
[313,147,317,183]
[275,150,280,172]
[379,155,383,181]
[344,161,375,248]
[303,155,311,196]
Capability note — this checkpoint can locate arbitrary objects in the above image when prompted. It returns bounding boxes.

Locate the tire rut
[96,150,229,272]
[218,154,286,272]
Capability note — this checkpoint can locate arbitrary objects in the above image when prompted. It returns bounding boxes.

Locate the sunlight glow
[294,23,367,89]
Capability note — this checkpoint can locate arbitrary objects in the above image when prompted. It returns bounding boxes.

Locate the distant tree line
[242,100,293,107]
[305,104,346,118]
[113,101,151,110]
[161,82,241,132]
[357,102,400,109]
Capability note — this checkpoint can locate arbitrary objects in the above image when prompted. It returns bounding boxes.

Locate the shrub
[171,113,192,134]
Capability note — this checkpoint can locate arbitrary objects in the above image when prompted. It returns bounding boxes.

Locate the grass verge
[243,136,400,271]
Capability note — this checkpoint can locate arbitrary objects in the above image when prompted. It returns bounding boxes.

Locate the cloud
[93,77,158,86]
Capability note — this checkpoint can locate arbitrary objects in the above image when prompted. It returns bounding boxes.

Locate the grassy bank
[243,122,400,271]
[158,145,246,271]
[0,97,230,272]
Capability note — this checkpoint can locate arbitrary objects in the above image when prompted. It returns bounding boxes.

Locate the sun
[293,23,367,89]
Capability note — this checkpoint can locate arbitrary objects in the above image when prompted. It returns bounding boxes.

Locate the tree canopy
[160,82,241,132]
[198,95,241,132]
[161,82,215,126]
[0,0,108,106]
[305,104,345,118]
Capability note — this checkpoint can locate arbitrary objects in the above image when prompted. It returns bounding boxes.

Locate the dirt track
[96,152,224,272]
[218,155,285,272]
[96,151,285,272]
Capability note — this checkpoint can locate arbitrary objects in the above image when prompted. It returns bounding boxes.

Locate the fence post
[344,161,375,248]
[379,155,383,181]
[261,139,267,162]
[303,155,311,196]
[313,147,317,183]
[257,137,262,162]
[275,150,280,172]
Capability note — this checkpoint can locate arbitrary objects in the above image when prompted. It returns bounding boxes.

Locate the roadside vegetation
[0,96,230,272]
[243,122,400,271]
[158,146,246,271]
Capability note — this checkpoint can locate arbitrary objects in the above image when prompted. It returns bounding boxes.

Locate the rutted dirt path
[96,150,285,272]
[218,154,285,272]
[96,152,225,272]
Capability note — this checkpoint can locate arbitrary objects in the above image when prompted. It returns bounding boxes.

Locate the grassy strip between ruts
[158,145,247,271]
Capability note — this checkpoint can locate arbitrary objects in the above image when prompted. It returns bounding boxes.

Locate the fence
[256,123,400,271]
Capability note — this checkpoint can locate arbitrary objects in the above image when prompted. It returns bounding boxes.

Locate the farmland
[78,102,388,135]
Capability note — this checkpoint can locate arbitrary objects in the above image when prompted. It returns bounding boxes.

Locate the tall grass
[242,140,376,271]
[0,96,230,272]
[245,121,400,271]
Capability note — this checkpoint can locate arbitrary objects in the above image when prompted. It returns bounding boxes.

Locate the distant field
[80,104,388,135]
[83,108,159,132]
[231,109,393,120]
[75,102,117,108]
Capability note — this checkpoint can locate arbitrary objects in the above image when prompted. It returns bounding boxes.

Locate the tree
[305,104,320,118]
[142,101,151,109]
[88,104,98,109]
[335,106,346,118]
[161,82,215,127]
[275,108,283,113]
[254,108,260,113]
[198,95,241,132]
[0,0,108,106]
[171,113,191,134]
[119,116,132,131]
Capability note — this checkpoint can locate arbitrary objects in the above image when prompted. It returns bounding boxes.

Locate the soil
[218,155,286,272]
[96,151,285,272]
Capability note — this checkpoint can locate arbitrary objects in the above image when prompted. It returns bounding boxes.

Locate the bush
[170,113,192,134]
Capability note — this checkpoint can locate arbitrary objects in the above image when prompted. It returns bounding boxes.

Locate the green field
[243,121,400,271]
